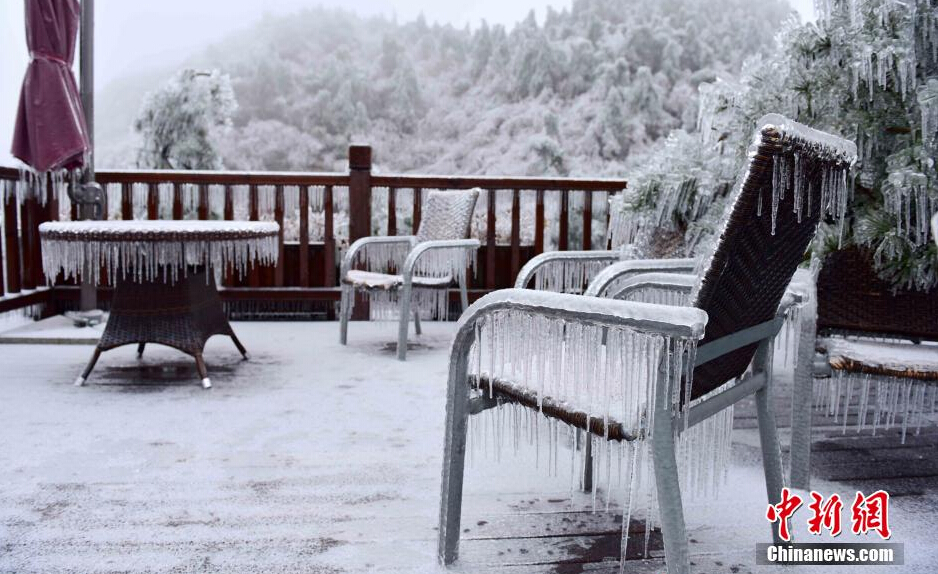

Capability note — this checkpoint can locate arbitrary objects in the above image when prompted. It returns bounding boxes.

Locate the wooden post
[510,189,520,280]
[298,185,310,287]
[387,187,397,236]
[20,197,37,290]
[348,145,372,320]
[582,191,593,250]
[121,183,132,220]
[348,145,372,243]
[172,183,183,220]
[4,191,21,293]
[197,185,209,220]
[486,189,497,289]
[534,189,545,256]
[274,185,285,286]
[147,183,158,220]
[559,190,569,251]
[248,184,260,287]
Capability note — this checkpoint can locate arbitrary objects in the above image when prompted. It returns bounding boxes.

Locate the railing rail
[0,145,626,318]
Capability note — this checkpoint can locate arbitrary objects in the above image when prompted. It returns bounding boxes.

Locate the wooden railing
[0,145,626,318]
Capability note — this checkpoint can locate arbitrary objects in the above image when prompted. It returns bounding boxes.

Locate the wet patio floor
[1,320,936,573]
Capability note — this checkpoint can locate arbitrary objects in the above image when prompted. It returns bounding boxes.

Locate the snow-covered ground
[1,321,936,573]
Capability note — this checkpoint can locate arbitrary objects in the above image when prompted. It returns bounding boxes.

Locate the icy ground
[1,321,937,573]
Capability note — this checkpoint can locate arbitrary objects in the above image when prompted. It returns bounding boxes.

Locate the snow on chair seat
[343,270,453,290]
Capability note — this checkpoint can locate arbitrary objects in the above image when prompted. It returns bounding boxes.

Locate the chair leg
[339,287,351,345]
[755,339,786,544]
[757,379,787,544]
[230,333,249,360]
[397,283,413,361]
[75,347,102,386]
[582,432,594,492]
[438,346,471,565]
[459,274,469,313]
[136,342,146,358]
[651,352,689,574]
[194,352,211,389]
[789,298,816,490]
[413,309,422,335]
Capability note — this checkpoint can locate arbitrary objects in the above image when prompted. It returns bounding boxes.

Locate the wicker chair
[339,189,480,360]
[438,115,856,573]
[803,246,938,448]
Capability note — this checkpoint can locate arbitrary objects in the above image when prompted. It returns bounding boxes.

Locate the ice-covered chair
[808,246,938,448]
[339,189,480,360]
[437,115,856,572]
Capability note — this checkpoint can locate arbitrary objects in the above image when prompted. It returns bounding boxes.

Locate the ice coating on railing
[38,220,279,285]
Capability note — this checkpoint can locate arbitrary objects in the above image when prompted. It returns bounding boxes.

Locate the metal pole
[79,0,96,311]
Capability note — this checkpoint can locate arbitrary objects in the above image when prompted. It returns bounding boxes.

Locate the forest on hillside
[102,0,794,176]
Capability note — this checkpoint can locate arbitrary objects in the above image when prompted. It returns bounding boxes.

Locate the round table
[39,220,280,388]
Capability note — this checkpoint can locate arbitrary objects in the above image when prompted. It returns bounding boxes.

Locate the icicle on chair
[438,114,856,572]
[513,197,698,295]
[339,189,480,360]
[809,245,938,446]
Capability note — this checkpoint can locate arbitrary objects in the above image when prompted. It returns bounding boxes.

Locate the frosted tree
[626,0,938,291]
[134,69,237,170]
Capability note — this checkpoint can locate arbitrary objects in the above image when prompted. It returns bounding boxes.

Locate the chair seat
[821,337,938,381]
[343,269,453,290]
[472,375,637,441]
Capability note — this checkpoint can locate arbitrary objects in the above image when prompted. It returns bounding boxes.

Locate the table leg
[74,347,102,386]
[74,267,244,388]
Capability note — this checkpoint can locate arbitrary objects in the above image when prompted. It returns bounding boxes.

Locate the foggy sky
[0,0,816,166]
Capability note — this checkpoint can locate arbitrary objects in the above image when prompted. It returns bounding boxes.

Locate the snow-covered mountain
[97,0,794,175]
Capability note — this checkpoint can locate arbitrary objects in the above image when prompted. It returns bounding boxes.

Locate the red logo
[807,492,843,536]
[767,489,892,541]
[851,490,891,540]
[766,487,803,542]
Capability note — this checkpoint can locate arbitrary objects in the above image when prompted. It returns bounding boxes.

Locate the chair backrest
[689,114,857,399]
[817,246,938,343]
[415,189,480,243]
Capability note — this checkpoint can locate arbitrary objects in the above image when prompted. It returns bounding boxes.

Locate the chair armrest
[608,272,697,302]
[454,289,707,343]
[585,258,698,297]
[402,239,481,282]
[514,250,620,289]
[341,235,415,277]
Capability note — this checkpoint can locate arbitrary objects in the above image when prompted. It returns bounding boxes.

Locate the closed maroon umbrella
[11,0,90,173]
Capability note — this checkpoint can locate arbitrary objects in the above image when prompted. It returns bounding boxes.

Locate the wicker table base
[75,267,247,389]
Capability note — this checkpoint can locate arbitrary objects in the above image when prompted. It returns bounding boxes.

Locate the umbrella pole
[79,0,96,312]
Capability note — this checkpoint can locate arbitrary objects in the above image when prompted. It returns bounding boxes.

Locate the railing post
[348,145,372,320]
[348,145,372,243]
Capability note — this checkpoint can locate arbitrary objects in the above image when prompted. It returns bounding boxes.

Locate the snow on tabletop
[39,220,280,285]
[823,337,938,372]
[38,220,279,238]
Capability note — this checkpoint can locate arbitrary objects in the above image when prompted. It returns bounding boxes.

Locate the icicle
[38,221,279,285]
[533,258,611,294]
